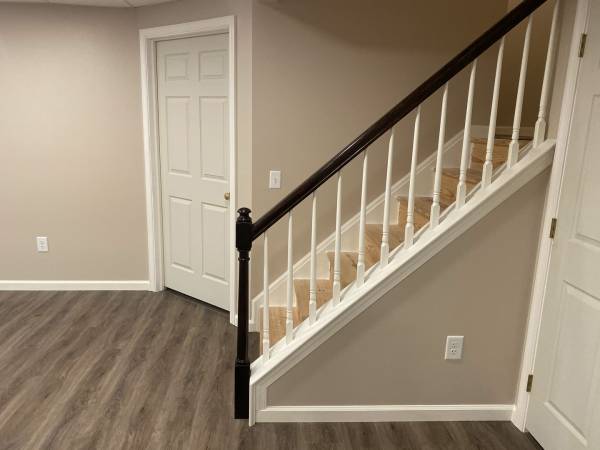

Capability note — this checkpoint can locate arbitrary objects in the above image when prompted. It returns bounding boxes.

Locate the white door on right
[526,2,600,449]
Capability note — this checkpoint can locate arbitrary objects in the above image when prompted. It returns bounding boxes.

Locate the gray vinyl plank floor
[0,290,542,450]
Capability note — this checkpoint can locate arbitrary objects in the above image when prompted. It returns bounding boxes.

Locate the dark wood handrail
[251,0,546,240]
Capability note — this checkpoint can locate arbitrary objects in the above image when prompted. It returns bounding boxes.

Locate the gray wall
[0,4,148,280]
[0,0,252,282]
[0,0,568,294]
[268,169,550,406]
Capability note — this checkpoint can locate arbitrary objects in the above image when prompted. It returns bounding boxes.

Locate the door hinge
[549,218,557,238]
[579,33,587,58]
[526,374,534,393]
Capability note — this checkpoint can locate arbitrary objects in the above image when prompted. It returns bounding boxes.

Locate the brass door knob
[224,192,230,200]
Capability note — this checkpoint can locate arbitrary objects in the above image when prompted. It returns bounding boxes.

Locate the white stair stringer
[248,139,555,425]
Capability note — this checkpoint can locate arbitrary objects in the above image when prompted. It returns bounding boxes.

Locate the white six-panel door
[156,34,230,310]
[526,2,600,448]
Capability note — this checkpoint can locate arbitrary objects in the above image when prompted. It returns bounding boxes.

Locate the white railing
[309,192,317,324]
[380,130,395,265]
[508,16,533,168]
[332,172,343,303]
[482,38,505,188]
[262,232,270,360]
[285,212,293,343]
[256,4,559,360]
[456,60,477,209]
[430,83,448,228]
[405,107,421,248]
[356,150,369,287]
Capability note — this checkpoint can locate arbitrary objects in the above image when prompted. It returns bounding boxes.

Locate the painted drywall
[0,0,558,291]
[249,0,551,295]
[0,4,148,280]
[267,169,550,406]
[0,0,253,283]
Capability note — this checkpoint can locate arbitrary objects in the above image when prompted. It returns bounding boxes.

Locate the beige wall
[0,4,148,280]
[249,0,551,295]
[268,169,550,406]
[0,0,562,289]
[0,0,252,282]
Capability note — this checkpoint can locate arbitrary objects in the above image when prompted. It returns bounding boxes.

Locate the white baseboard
[256,404,514,423]
[0,280,151,291]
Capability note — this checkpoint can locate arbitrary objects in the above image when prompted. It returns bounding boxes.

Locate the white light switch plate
[36,236,49,252]
[269,170,281,189]
[445,336,464,360]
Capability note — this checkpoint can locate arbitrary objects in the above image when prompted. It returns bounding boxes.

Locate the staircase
[234,0,560,424]
[261,137,530,348]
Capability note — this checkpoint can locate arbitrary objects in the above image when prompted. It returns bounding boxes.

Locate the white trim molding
[511,0,590,432]
[139,17,238,323]
[256,404,514,423]
[0,281,150,291]
[249,139,555,425]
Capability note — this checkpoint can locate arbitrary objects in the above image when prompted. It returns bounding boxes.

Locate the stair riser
[397,200,430,231]
[470,142,510,171]
[327,253,357,290]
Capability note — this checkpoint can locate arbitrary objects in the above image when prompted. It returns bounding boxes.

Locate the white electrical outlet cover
[36,236,49,252]
[269,170,281,189]
[445,336,464,360]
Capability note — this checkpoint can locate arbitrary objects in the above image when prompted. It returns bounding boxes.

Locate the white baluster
[309,192,317,324]
[262,232,270,360]
[430,83,448,228]
[456,60,477,208]
[508,16,533,168]
[534,1,560,148]
[285,211,293,343]
[356,150,368,286]
[405,107,421,248]
[482,38,505,188]
[332,172,342,304]
[380,129,395,266]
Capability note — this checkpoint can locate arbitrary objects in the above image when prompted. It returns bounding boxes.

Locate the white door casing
[526,2,600,448]
[156,33,231,310]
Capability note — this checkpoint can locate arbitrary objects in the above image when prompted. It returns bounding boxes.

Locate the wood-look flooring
[0,290,542,450]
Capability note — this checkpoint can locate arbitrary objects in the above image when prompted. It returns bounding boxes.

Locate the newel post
[234,207,252,419]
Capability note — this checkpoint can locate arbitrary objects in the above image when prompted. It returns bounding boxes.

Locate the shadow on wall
[260,0,500,52]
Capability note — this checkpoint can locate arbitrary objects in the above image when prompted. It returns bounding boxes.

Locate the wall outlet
[445,336,464,360]
[269,170,281,189]
[36,236,49,252]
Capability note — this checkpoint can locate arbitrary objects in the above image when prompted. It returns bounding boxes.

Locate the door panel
[200,97,228,180]
[157,33,230,310]
[526,2,600,448]
[165,97,191,174]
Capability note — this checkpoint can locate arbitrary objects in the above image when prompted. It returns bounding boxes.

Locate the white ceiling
[0,0,176,7]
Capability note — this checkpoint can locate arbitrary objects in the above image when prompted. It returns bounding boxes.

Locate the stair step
[397,196,434,230]
[326,251,358,289]
[327,242,381,287]
[365,223,405,250]
[259,306,301,350]
[440,168,482,204]
[294,278,333,322]
[470,137,530,171]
